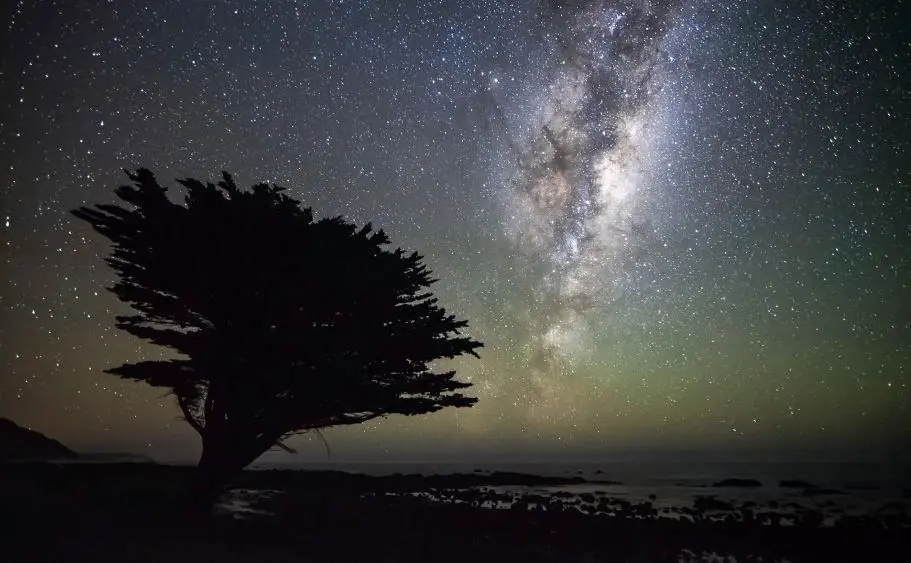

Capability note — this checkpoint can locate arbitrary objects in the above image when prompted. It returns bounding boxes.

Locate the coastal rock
[712,478,762,488]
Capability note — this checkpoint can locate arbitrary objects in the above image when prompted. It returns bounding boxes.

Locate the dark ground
[1,463,908,562]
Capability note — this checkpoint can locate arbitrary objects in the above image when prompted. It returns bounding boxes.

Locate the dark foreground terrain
[1,463,908,562]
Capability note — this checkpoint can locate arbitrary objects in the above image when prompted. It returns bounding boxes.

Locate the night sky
[1,0,909,463]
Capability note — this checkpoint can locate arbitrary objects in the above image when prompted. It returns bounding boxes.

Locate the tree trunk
[185,408,280,516]
[187,429,266,516]
[187,433,229,515]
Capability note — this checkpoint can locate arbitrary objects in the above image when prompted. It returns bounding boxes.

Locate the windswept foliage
[73,169,482,507]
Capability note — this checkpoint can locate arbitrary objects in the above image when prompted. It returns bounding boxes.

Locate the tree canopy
[72,169,482,506]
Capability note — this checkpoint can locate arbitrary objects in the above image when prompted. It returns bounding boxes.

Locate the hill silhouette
[0,418,77,461]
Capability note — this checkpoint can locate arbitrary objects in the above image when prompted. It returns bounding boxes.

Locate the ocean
[246,459,909,515]
[249,459,908,488]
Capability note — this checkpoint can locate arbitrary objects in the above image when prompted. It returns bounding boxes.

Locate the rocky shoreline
[2,462,908,562]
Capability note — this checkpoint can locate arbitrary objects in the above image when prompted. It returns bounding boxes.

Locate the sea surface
[246,459,910,518]
[249,459,908,487]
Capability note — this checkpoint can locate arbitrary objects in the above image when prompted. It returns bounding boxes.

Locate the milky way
[1,0,908,461]
[485,1,684,413]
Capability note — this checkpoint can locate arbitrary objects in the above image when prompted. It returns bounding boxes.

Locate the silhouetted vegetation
[72,169,482,510]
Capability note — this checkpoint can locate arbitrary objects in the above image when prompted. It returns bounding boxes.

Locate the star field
[1,0,909,462]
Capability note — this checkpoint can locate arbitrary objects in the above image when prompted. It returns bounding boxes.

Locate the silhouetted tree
[72,169,482,511]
